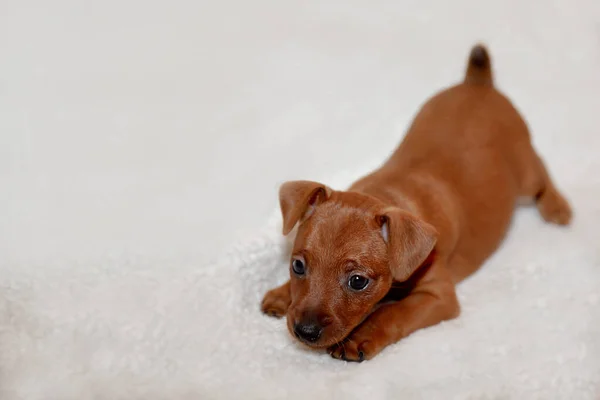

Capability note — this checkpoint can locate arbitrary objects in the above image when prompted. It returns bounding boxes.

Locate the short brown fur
[261,44,572,362]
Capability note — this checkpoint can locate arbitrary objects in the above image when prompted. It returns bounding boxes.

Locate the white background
[3,0,598,265]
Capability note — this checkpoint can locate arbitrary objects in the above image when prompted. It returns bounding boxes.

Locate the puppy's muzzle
[293,311,333,344]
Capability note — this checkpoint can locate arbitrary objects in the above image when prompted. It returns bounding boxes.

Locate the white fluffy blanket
[2,164,600,399]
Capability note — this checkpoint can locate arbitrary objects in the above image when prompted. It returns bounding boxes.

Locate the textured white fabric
[1,0,600,399]
[2,168,599,399]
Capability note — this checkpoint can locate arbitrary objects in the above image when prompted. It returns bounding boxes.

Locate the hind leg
[535,172,572,225]
[518,148,572,225]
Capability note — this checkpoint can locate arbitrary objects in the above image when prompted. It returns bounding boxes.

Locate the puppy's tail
[464,44,493,86]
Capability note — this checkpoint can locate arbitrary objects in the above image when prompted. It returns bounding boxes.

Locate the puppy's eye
[348,275,369,291]
[292,259,305,275]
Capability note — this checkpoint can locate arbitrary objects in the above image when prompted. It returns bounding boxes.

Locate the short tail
[464,44,493,85]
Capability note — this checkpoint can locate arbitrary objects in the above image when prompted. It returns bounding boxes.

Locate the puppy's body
[262,45,571,361]
[354,67,541,283]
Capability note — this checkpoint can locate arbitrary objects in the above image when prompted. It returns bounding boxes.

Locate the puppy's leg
[328,276,459,361]
[534,161,572,225]
[261,280,291,318]
[519,149,572,225]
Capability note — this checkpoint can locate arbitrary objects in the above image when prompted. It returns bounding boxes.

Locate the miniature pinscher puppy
[261,44,572,362]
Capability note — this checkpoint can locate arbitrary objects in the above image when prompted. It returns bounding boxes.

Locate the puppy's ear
[279,180,331,235]
[377,208,438,281]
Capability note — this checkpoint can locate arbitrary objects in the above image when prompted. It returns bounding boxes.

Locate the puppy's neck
[377,249,437,305]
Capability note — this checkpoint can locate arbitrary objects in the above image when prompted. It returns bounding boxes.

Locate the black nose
[293,322,323,343]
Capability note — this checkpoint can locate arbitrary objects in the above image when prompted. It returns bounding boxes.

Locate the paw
[261,287,290,318]
[327,325,382,362]
[537,189,573,225]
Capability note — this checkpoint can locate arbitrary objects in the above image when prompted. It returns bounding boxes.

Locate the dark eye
[348,275,369,291]
[292,259,305,275]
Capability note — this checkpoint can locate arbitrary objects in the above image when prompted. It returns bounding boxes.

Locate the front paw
[327,324,382,362]
[261,287,290,318]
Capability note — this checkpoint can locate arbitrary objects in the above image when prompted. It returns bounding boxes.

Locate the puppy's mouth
[293,334,339,349]
[294,336,328,348]
[288,324,351,349]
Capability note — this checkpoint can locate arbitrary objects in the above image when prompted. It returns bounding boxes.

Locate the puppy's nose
[293,322,323,343]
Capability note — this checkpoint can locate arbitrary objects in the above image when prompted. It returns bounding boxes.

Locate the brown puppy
[261,44,572,362]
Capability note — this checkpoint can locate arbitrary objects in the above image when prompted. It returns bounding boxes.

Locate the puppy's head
[279,180,438,348]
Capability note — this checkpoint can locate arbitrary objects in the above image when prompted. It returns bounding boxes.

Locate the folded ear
[377,208,438,281]
[279,180,331,235]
